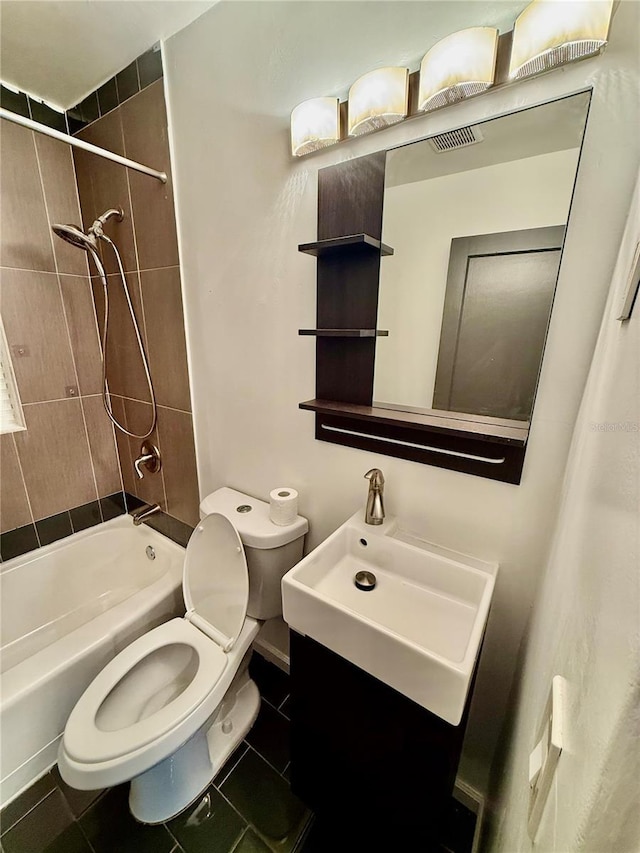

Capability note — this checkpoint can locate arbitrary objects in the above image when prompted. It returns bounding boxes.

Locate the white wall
[164,0,640,799]
[488,172,640,853]
[375,149,579,408]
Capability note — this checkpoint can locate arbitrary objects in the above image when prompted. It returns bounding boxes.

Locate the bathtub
[0,516,185,807]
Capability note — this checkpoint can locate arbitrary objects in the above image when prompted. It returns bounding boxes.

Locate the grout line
[22,394,101,406]
[87,263,180,280]
[243,742,287,780]
[212,783,250,833]
[2,788,57,836]
[278,694,290,715]
[213,744,249,791]
[0,266,90,278]
[10,432,37,536]
[151,403,169,513]
[114,394,192,416]
[33,130,101,509]
[163,822,182,848]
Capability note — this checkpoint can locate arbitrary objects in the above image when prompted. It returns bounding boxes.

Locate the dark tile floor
[0,654,476,853]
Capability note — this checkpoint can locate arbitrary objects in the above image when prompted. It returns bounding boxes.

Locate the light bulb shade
[348,67,409,137]
[509,0,614,80]
[291,97,340,157]
[418,27,499,113]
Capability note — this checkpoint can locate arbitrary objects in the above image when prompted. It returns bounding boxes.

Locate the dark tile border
[36,511,73,546]
[70,500,103,533]
[0,44,163,137]
[132,500,194,548]
[0,492,127,562]
[0,523,39,562]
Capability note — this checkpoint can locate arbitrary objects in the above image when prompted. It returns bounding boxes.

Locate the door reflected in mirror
[374,92,590,424]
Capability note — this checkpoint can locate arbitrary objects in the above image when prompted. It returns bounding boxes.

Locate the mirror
[373,92,590,424]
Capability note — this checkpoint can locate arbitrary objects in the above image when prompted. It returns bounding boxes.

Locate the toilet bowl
[58,489,307,824]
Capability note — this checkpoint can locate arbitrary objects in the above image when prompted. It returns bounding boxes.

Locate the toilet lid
[183,513,249,648]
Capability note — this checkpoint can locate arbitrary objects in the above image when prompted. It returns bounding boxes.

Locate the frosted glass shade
[509,0,614,80]
[418,28,499,113]
[348,67,409,137]
[291,97,340,157]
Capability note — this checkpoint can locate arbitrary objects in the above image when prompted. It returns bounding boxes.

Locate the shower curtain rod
[0,107,168,183]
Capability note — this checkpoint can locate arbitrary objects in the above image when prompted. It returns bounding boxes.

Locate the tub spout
[131,503,161,526]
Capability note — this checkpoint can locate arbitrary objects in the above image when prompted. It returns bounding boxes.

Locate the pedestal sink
[282,512,497,725]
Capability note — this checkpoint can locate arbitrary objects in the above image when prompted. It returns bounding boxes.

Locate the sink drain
[354,570,377,591]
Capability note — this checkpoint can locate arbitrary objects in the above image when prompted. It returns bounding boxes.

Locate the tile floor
[0,654,476,853]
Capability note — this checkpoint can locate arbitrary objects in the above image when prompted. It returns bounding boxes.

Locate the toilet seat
[61,513,254,776]
[63,618,228,764]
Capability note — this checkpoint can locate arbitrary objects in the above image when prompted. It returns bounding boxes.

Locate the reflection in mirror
[374,92,590,423]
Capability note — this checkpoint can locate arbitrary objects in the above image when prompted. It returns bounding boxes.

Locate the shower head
[52,208,124,252]
[51,223,98,251]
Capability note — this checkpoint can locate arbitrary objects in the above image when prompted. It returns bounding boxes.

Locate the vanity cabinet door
[289,631,469,849]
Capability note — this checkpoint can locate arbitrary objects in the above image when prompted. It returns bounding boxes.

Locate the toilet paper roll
[269,487,299,526]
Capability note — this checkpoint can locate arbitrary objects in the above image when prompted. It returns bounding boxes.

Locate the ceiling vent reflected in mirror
[428,125,484,154]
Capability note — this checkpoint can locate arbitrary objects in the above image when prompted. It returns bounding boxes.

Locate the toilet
[58,487,308,824]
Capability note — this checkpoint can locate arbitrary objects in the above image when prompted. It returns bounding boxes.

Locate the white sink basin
[282,512,497,725]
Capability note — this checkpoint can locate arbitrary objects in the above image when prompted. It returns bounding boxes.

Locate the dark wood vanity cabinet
[289,632,471,850]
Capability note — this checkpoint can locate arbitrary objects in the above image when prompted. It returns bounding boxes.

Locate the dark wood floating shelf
[299,329,389,338]
[299,399,529,446]
[298,234,394,257]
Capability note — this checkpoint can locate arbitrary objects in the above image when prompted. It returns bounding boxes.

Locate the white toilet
[58,487,308,824]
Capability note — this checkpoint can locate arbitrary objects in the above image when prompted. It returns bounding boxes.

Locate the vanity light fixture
[509,0,614,80]
[418,27,499,113]
[347,67,409,137]
[291,97,340,157]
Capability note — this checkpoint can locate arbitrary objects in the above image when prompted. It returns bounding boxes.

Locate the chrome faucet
[131,503,162,526]
[364,468,385,525]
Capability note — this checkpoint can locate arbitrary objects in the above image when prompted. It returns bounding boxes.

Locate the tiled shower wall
[0,120,122,557]
[73,76,200,527]
[1,53,200,560]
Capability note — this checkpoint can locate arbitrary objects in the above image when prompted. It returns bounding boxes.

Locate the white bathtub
[0,516,185,806]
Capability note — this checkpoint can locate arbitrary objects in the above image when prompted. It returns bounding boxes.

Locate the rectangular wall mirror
[374,91,590,426]
[301,91,591,484]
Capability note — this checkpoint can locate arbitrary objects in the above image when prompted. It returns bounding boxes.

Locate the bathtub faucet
[131,503,162,526]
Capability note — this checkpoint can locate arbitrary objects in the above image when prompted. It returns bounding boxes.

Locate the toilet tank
[199,487,308,620]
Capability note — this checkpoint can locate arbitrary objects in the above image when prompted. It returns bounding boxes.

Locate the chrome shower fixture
[51,207,157,440]
[52,207,123,251]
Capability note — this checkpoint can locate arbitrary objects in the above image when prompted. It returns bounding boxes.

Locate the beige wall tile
[140,267,191,412]
[14,399,97,520]
[0,123,55,272]
[74,111,137,274]
[109,395,136,495]
[0,434,32,533]
[157,406,200,526]
[121,82,179,270]
[35,135,89,276]
[59,275,102,395]
[100,271,151,401]
[82,395,122,498]
[1,268,77,403]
